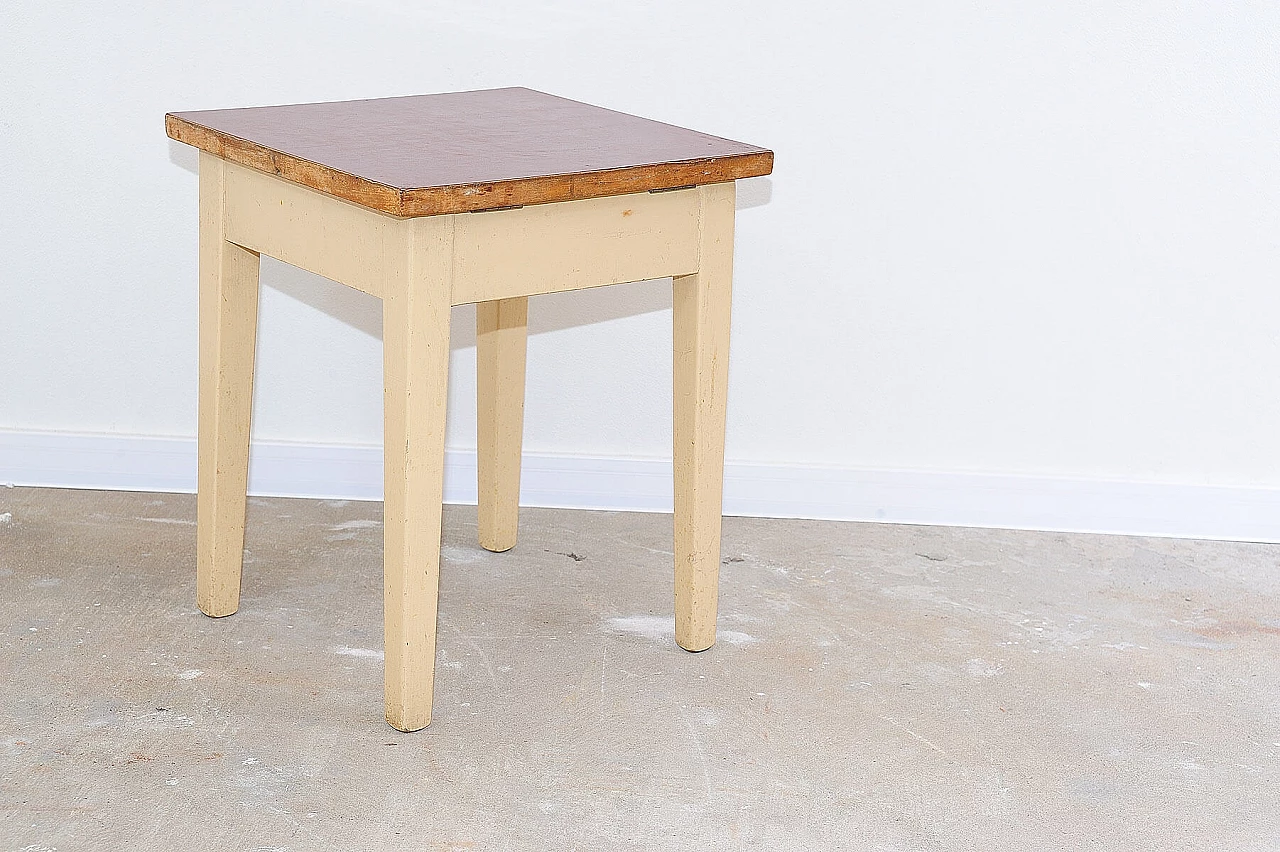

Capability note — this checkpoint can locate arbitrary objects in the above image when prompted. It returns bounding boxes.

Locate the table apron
[449,188,701,305]
[214,156,712,306]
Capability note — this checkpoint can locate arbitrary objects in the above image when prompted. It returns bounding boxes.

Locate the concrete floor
[1,487,1278,850]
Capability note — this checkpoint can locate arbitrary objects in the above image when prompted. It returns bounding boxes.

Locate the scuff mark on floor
[332,646,383,660]
[605,615,758,645]
[328,519,381,532]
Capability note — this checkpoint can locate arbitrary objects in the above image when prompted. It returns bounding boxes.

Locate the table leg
[382,219,453,732]
[672,182,736,652]
[476,297,529,552]
[196,155,261,619]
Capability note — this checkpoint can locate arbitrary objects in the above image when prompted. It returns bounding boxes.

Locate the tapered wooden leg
[673,182,736,652]
[476,297,529,552]
[383,218,454,732]
[196,154,261,619]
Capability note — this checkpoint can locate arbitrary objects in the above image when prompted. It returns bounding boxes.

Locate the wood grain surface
[167,87,773,217]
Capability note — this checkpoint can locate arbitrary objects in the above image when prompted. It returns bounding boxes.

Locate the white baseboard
[3,428,1280,543]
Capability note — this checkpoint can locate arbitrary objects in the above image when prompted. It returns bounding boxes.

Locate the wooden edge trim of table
[166,113,774,218]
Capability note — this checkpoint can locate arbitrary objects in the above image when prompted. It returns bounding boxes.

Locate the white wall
[4,3,1280,535]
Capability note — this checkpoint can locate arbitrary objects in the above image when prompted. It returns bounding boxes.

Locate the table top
[166,87,772,217]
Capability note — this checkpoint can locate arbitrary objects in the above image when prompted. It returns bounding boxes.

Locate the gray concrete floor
[1,486,1278,850]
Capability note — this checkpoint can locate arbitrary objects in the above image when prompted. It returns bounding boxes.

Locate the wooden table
[166,87,773,731]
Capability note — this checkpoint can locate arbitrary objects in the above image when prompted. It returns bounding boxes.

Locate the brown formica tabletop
[166,87,773,217]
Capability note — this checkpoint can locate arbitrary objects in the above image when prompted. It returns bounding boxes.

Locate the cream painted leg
[382,217,454,732]
[196,154,261,619]
[476,297,529,552]
[672,182,736,652]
